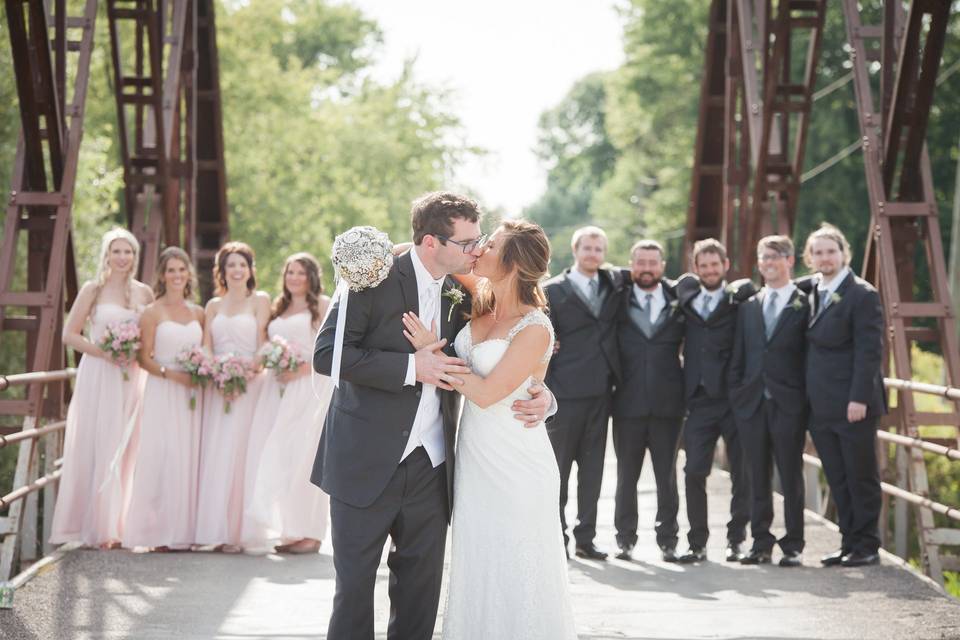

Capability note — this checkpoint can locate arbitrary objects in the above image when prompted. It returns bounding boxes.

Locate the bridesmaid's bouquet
[176,345,214,410]
[258,336,304,397]
[212,353,255,413]
[98,319,141,380]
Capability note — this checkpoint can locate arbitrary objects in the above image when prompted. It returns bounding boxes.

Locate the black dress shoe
[676,547,706,564]
[821,549,847,566]
[615,544,633,561]
[660,546,678,563]
[841,551,880,567]
[779,550,802,567]
[575,543,608,561]
[725,543,745,562]
[740,549,772,565]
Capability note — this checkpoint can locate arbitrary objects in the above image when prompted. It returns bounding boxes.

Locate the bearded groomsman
[544,226,626,560]
[729,235,809,567]
[611,240,685,562]
[677,238,754,564]
[804,223,885,567]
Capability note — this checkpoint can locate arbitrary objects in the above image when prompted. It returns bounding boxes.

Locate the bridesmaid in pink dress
[242,253,332,554]
[123,247,206,551]
[50,228,154,549]
[195,242,270,553]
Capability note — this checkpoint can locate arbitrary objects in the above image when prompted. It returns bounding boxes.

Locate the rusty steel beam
[841,0,958,586]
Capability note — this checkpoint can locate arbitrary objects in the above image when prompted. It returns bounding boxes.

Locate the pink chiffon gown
[194,312,264,547]
[242,311,331,549]
[122,320,203,549]
[50,303,144,546]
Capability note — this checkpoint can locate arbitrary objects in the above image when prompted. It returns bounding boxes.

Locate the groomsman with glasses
[544,226,626,560]
[611,240,685,562]
[803,223,885,567]
[677,239,754,564]
[729,235,809,567]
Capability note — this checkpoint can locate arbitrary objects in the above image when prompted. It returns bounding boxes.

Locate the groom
[312,191,555,640]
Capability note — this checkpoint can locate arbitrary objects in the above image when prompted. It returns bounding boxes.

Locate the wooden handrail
[876,430,960,461]
[0,421,66,449]
[0,469,62,509]
[883,377,960,401]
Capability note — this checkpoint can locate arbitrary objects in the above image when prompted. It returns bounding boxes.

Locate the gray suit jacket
[311,251,469,515]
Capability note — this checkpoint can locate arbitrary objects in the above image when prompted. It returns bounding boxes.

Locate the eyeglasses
[758,252,788,263]
[435,233,488,253]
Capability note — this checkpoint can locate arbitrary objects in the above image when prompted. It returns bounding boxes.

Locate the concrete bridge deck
[3,449,960,640]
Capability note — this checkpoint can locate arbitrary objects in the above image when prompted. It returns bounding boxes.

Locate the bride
[402,219,577,639]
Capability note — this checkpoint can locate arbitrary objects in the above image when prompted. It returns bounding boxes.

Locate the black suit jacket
[728,286,808,421]
[805,271,887,422]
[680,277,757,402]
[543,267,627,399]
[311,251,470,514]
[612,277,686,419]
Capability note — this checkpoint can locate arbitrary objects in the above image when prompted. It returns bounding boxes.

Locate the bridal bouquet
[176,345,214,410]
[332,225,394,291]
[212,353,255,413]
[259,335,304,397]
[98,319,141,380]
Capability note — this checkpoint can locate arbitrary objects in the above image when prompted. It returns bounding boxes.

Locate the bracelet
[160,366,167,378]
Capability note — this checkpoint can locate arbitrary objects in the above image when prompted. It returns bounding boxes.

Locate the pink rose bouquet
[212,353,255,413]
[97,319,141,381]
[176,345,214,410]
[258,336,304,397]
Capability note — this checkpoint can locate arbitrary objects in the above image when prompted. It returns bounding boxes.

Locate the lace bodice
[453,309,554,408]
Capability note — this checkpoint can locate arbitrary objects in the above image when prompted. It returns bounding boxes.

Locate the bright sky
[351,0,625,215]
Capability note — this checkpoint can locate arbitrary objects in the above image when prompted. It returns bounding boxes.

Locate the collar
[818,266,850,296]
[410,246,446,291]
[568,267,599,290]
[633,282,665,303]
[764,281,796,300]
[699,282,725,300]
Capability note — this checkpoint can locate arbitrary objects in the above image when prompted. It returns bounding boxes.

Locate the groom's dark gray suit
[312,250,469,640]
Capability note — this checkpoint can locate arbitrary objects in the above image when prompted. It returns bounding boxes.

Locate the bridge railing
[803,377,960,586]
[0,369,74,606]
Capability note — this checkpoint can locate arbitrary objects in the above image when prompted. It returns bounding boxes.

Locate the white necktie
[423,281,441,336]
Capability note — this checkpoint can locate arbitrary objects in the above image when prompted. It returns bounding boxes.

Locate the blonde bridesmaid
[50,228,154,549]
[194,242,269,552]
[242,253,331,553]
[123,247,205,551]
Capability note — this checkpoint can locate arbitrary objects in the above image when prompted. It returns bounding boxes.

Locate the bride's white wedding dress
[442,309,577,640]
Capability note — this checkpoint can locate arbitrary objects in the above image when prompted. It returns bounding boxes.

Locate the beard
[635,272,659,288]
[700,275,724,290]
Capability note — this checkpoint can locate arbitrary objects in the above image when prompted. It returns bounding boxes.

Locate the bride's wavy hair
[472,220,550,318]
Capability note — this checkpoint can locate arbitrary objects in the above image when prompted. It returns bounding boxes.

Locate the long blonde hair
[94,227,140,307]
[472,220,550,318]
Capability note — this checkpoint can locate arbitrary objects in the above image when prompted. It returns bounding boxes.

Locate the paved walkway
[4,446,960,639]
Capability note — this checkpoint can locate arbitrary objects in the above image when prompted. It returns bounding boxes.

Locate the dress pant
[327,447,447,640]
[546,394,610,547]
[809,416,882,555]
[612,415,682,550]
[683,391,750,549]
[737,397,806,554]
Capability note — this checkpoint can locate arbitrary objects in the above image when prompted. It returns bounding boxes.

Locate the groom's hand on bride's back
[414,340,471,391]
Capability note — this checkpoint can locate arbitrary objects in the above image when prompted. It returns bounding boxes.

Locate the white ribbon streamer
[313,279,349,400]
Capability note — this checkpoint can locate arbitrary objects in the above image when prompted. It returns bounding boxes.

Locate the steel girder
[687,0,827,275]
[842,0,959,585]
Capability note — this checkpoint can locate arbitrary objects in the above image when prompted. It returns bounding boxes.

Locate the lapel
[560,269,595,318]
[650,281,679,338]
[397,252,419,319]
[809,270,854,328]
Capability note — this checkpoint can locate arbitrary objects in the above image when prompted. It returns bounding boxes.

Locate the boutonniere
[669,299,679,312]
[830,292,842,305]
[725,283,737,305]
[444,286,465,322]
[791,297,805,312]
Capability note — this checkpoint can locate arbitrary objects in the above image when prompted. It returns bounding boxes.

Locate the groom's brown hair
[411,191,482,244]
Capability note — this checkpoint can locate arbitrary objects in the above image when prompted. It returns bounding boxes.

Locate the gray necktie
[588,279,601,316]
[699,293,712,319]
[629,292,654,337]
[764,291,779,339]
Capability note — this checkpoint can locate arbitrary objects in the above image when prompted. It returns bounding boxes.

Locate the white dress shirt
[568,267,600,302]
[818,266,850,299]
[632,282,666,321]
[400,247,447,467]
[762,281,797,319]
[696,283,725,318]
